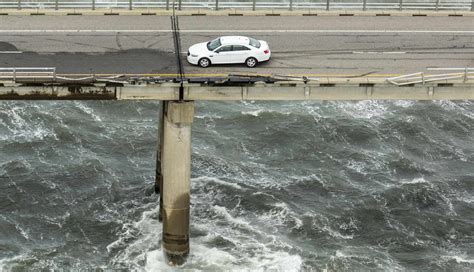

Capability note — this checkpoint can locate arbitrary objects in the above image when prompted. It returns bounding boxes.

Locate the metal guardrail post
[215,0,218,11]
[464,68,468,82]
[166,0,169,10]
[129,0,132,10]
[289,0,293,11]
[252,0,256,11]
[471,0,474,12]
[55,0,58,10]
[435,0,439,11]
[92,0,95,10]
[178,0,182,10]
[326,0,330,11]
[17,0,21,10]
[363,0,367,11]
[399,0,403,11]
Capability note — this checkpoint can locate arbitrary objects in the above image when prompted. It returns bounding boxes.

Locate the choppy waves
[0,100,473,271]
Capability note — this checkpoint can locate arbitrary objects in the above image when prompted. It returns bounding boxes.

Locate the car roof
[219,36,251,46]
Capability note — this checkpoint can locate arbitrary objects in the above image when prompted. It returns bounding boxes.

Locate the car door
[232,45,252,63]
[211,45,234,64]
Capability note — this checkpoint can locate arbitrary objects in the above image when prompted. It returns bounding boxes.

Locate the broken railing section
[387,68,474,86]
[1,67,473,100]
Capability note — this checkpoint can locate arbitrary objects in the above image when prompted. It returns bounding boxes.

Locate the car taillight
[264,49,269,54]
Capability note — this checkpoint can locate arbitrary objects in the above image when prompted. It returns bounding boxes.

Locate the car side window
[215,45,233,53]
[233,45,251,51]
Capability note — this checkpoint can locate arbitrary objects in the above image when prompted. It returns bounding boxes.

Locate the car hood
[188,42,210,55]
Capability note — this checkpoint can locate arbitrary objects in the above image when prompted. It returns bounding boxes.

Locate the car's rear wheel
[198,58,211,68]
[245,57,258,68]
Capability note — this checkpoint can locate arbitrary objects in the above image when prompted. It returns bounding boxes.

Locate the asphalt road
[0,16,473,76]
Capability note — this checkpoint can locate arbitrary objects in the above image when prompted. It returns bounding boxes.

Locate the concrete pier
[156,101,165,222]
[161,101,195,265]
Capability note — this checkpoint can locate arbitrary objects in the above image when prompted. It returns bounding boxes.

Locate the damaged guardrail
[1,67,473,100]
[386,68,474,86]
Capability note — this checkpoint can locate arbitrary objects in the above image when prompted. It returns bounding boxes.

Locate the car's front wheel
[245,57,258,68]
[198,58,211,68]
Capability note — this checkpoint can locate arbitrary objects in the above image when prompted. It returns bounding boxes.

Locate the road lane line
[0,51,23,54]
[352,51,407,54]
[0,30,473,34]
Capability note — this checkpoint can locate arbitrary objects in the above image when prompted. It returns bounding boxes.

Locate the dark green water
[0,100,473,271]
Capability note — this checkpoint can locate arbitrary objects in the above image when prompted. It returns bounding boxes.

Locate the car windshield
[207,38,221,51]
[249,38,261,48]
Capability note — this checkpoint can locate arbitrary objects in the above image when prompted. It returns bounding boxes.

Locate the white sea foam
[193,176,243,190]
[260,202,304,231]
[110,191,303,271]
[399,177,429,185]
[2,106,57,142]
[0,254,29,271]
[435,100,474,120]
[74,102,102,122]
[241,109,267,116]
[212,205,251,229]
[311,214,355,240]
[392,100,415,108]
[336,101,389,121]
[331,246,404,271]
[442,255,474,264]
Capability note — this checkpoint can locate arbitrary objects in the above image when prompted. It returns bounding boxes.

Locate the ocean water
[0,100,473,271]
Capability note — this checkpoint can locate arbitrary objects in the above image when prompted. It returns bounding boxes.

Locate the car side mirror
[214,50,220,54]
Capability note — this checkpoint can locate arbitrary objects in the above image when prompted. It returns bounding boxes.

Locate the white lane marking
[352,51,407,54]
[0,51,23,54]
[0,30,473,34]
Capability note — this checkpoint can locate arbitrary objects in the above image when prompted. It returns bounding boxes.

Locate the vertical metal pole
[55,0,58,10]
[399,0,403,11]
[252,0,256,11]
[435,0,439,11]
[363,0,367,11]
[17,0,21,10]
[326,0,330,11]
[471,0,474,12]
[166,0,169,10]
[178,0,181,10]
[215,0,218,11]
[129,0,132,10]
[92,0,95,10]
[162,101,194,266]
[289,0,293,11]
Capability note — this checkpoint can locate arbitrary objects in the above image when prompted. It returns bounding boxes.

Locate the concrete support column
[156,101,165,222]
[161,101,194,265]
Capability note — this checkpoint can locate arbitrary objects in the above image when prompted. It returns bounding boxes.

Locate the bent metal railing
[0,0,473,11]
[387,68,474,86]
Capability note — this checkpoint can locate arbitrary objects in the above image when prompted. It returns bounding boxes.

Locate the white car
[187,36,271,68]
